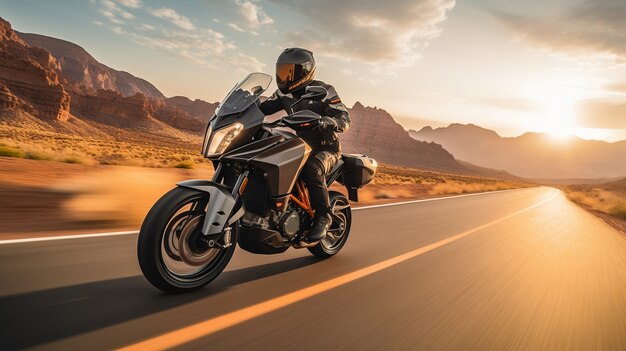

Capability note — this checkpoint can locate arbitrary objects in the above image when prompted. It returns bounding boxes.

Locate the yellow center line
[118,190,559,351]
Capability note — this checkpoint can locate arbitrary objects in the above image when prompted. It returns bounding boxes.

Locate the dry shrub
[610,204,626,219]
[174,160,195,169]
[0,145,24,158]
[566,188,626,219]
[429,181,517,195]
[24,151,53,160]
[63,157,84,164]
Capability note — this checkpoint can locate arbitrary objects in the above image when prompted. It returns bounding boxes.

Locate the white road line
[352,187,523,210]
[0,187,537,245]
[0,231,139,245]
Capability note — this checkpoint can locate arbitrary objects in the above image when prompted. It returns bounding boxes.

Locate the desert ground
[0,155,530,238]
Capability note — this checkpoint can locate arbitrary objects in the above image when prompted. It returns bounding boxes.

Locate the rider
[260,48,350,243]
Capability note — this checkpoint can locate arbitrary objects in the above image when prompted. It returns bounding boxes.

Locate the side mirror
[301,86,327,102]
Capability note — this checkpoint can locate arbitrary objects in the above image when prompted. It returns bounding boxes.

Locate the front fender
[177,180,245,235]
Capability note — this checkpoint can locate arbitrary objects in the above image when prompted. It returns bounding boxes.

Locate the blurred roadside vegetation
[0,125,531,236]
[563,180,626,220]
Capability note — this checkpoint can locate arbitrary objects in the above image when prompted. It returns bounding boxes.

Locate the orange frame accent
[289,181,314,217]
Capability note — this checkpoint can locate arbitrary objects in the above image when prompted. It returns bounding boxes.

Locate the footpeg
[292,240,319,249]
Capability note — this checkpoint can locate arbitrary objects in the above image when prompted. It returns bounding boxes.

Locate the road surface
[1,187,626,350]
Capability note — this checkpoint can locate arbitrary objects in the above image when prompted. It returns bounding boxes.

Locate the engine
[239,205,302,239]
[278,209,300,238]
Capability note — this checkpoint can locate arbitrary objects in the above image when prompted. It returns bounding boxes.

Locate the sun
[523,80,580,142]
[540,96,577,141]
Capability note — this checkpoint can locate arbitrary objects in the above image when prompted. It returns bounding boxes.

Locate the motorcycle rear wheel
[137,187,237,293]
[308,191,351,258]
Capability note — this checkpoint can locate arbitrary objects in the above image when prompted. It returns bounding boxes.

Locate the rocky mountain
[343,103,466,172]
[0,18,70,121]
[0,17,208,135]
[17,31,164,99]
[410,124,626,179]
[164,96,218,122]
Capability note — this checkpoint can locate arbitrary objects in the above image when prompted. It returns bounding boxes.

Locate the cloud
[106,20,264,73]
[493,0,626,65]
[227,22,245,33]
[268,0,455,67]
[233,53,265,74]
[579,100,626,129]
[234,0,274,28]
[477,97,540,112]
[101,0,121,11]
[606,83,626,94]
[98,0,135,24]
[135,23,155,31]
[116,0,142,9]
[149,7,196,31]
[120,11,135,20]
[99,9,124,24]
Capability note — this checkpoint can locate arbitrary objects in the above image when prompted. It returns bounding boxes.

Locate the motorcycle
[137,73,377,293]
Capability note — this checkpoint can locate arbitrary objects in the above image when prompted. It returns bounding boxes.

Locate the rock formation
[0,82,20,109]
[0,17,71,121]
[18,31,164,99]
[72,89,152,121]
[164,96,218,122]
[342,102,466,172]
[69,89,204,132]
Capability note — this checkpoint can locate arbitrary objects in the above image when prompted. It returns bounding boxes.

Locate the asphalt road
[2,187,626,350]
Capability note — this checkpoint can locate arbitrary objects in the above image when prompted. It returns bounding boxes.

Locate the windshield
[216,72,272,117]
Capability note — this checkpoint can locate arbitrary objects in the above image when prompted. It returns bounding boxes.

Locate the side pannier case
[338,154,377,201]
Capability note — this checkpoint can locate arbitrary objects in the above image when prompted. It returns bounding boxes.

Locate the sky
[1,0,625,142]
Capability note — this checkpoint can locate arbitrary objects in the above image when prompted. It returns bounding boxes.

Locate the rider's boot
[306,213,331,243]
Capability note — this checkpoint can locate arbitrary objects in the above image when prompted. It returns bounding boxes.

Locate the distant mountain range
[341,103,465,172]
[410,124,626,179]
[1,17,495,176]
[18,31,164,99]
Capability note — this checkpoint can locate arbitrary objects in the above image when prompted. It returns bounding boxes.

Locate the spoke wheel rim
[321,209,347,249]
[160,196,225,281]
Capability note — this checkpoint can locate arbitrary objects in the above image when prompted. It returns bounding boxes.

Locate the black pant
[300,149,339,217]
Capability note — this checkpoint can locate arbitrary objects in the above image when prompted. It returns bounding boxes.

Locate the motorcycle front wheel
[137,187,237,293]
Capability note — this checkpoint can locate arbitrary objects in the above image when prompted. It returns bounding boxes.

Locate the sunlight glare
[522,79,582,141]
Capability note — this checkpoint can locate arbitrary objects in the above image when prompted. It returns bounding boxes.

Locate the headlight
[203,123,243,157]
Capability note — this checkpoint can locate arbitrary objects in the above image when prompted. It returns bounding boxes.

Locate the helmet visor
[276,63,296,86]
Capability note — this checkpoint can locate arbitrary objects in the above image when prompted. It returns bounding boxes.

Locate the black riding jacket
[260,80,350,152]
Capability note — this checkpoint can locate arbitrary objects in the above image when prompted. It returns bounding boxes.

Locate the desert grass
[374,164,529,194]
[429,180,521,195]
[0,124,205,167]
[564,181,626,220]
[0,144,23,158]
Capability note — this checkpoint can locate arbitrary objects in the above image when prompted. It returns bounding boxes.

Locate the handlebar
[263,110,321,130]
[262,119,285,128]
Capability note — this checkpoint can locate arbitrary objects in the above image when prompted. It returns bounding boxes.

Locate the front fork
[201,164,248,236]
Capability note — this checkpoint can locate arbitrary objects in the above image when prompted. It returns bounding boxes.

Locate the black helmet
[275,48,316,94]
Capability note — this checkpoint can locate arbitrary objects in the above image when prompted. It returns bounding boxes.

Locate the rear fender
[176,180,245,235]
